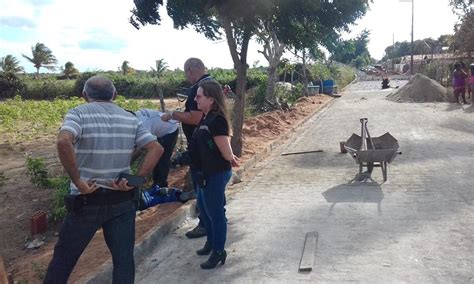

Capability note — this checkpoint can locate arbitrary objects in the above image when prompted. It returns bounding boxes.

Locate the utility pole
[392,33,395,71]
[400,0,414,75]
[410,0,414,75]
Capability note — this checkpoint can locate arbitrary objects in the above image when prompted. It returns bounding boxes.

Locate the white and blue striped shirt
[60,102,156,194]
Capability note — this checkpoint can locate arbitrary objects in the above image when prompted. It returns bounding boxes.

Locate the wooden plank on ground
[281,150,323,156]
[298,231,318,272]
[0,256,8,284]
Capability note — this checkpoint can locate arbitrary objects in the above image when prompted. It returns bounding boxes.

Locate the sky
[0,0,460,74]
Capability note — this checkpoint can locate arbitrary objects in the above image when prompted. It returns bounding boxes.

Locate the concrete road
[136,81,473,283]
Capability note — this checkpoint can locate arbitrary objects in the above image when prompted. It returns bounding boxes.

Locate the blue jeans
[196,170,232,251]
[44,200,136,284]
[153,129,178,187]
[191,166,205,228]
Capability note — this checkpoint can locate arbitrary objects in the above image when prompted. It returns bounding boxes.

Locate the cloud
[24,0,54,6]
[79,38,126,52]
[0,16,36,28]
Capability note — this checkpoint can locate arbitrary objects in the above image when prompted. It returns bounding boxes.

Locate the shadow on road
[439,117,474,134]
[322,183,384,216]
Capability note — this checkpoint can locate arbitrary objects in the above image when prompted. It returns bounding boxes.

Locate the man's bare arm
[162,110,202,125]
[136,141,163,177]
[57,131,81,183]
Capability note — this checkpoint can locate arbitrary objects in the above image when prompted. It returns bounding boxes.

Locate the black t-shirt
[182,74,212,142]
[189,111,231,175]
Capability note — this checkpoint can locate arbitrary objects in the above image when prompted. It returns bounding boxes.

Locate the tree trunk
[258,27,285,111]
[265,64,282,111]
[221,16,251,157]
[156,85,166,111]
[231,64,247,157]
[302,49,309,96]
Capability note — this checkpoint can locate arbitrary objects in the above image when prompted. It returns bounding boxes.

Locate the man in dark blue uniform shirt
[162,58,211,238]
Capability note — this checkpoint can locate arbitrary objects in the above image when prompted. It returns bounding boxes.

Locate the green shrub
[73,72,97,96]
[337,65,356,88]
[26,156,50,189]
[18,77,75,99]
[210,68,236,87]
[0,73,26,99]
[247,68,268,89]
[49,175,70,222]
[247,83,267,114]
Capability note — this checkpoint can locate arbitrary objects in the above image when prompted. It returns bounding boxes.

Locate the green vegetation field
[0,64,355,143]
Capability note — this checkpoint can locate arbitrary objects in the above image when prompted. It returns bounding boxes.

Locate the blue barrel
[322,79,334,95]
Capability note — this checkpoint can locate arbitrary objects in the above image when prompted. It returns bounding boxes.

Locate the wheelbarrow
[344,118,401,183]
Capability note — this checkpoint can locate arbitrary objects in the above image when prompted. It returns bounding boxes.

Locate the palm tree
[63,61,80,79]
[1,55,25,74]
[121,60,135,75]
[151,59,168,78]
[22,43,58,78]
[0,55,25,82]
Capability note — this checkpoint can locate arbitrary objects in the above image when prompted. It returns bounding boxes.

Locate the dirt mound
[241,96,328,160]
[386,74,451,103]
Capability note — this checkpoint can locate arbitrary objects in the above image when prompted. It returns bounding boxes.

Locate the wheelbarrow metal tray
[345,132,399,163]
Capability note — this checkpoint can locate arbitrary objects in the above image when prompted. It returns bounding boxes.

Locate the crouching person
[43,76,163,284]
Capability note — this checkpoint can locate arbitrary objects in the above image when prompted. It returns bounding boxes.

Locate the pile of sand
[386,74,451,102]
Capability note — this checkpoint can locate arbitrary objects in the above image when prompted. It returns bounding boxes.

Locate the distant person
[44,76,162,283]
[452,62,468,104]
[189,79,239,269]
[135,109,179,188]
[161,58,212,239]
[468,63,474,104]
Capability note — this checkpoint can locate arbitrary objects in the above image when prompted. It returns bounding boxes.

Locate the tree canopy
[449,0,473,16]
[454,10,474,55]
[382,35,456,62]
[22,43,57,78]
[130,0,369,155]
[329,30,371,68]
[0,55,24,74]
[63,61,80,79]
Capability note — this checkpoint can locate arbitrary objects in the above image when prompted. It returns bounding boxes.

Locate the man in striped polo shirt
[44,76,162,284]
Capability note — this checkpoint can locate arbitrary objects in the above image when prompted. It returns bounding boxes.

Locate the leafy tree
[120,60,135,75]
[130,0,368,155]
[0,55,24,74]
[271,0,368,96]
[131,0,269,155]
[449,0,472,17]
[454,10,474,56]
[277,58,295,83]
[151,59,168,111]
[330,30,371,67]
[22,43,57,78]
[1,54,24,83]
[382,35,456,62]
[151,59,168,78]
[63,61,80,79]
